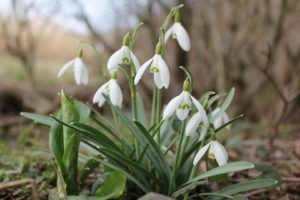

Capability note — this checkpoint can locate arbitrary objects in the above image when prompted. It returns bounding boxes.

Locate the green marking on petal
[172,32,177,39]
[150,66,160,73]
[122,57,130,64]
[209,152,216,159]
[179,103,190,109]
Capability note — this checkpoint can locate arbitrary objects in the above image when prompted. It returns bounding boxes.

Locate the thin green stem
[154,88,162,144]
[183,139,206,199]
[151,87,157,127]
[168,122,185,195]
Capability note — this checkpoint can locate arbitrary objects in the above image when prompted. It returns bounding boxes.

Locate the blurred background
[1,0,299,142]
[0,0,300,198]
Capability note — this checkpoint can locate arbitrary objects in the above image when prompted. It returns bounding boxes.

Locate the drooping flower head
[163,80,207,123]
[134,42,170,89]
[212,107,230,130]
[58,49,89,85]
[107,33,140,72]
[193,139,228,166]
[164,12,190,51]
[93,72,123,108]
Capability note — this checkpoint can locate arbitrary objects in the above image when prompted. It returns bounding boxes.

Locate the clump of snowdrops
[22,4,278,200]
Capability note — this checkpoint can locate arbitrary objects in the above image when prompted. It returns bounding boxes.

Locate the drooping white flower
[212,107,230,129]
[58,57,89,85]
[165,22,190,51]
[193,140,228,166]
[163,89,207,122]
[185,106,209,141]
[134,54,170,89]
[93,77,123,108]
[107,45,140,72]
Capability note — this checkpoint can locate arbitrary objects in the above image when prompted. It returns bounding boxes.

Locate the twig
[0,178,39,200]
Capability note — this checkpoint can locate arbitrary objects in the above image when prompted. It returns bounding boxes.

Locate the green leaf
[20,112,53,126]
[254,163,281,184]
[49,112,64,168]
[171,181,206,198]
[178,162,254,190]
[212,88,235,122]
[136,93,147,127]
[79,157,100,182]
[74,100,91,123]
[209,179,278,200]
[207,93,225,107]
[93,157,150,193]
[71,122,122,154]
[215,114,244,133]
[95,170,127,199]
[199,91,216,104]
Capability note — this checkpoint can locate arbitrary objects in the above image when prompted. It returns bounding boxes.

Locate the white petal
[109,79,122,107]
[182,91,192,106]
[74,58,88,85]
[213,117,222,129]
[190,96,209,140]
[212,107,220,117]
[212,141,228,166]
[93,82,109,106]
[134,57,153,85]
[193,142,211,166]
[162,94,183,120]
[58,59,75,77]
[185,112,202,136]
[80,61,89,85]
[129,51,140,71]
[154,73,163,89]
[157,56,170,89]
[107,48,123,71]
[164,25,174,44]
[223,112,231,129]
[176,108,189,121]
[174,23,191,51]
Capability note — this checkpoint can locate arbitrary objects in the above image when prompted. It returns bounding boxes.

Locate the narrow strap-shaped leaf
[92,157,150,193]
[52,116,123,155]
[178,162,254,190]
[209,179,278,200]
[211,88,235,122]
[215,114,244,133]
[71,122,123,154]
[21,112,53,126]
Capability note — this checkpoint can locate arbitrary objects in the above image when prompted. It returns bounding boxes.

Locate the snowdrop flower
[185,106,209,141]
[134,42,170,89]
[193,140,228,166]
[93,72,123,107]
[163,80,207,122]
[58,49,88,85]
[212,107,230,129]
[164,12,190,51]
[107,33,140,72]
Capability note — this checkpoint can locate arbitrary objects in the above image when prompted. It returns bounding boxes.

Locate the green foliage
[20,4,279,200]
[95,170,127,199]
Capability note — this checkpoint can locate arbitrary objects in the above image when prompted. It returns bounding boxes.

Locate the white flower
[212,108,230,129]
[193,140,228,166]
[163,91,207,122]
[185,108,209,141]
[134,54,170,89]
[107,45,140,72]
[164,22,190,51]
[93,79,123,107]
[58,57,89,85]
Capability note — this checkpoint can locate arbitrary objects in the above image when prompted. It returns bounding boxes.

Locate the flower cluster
[57,11,229,167]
